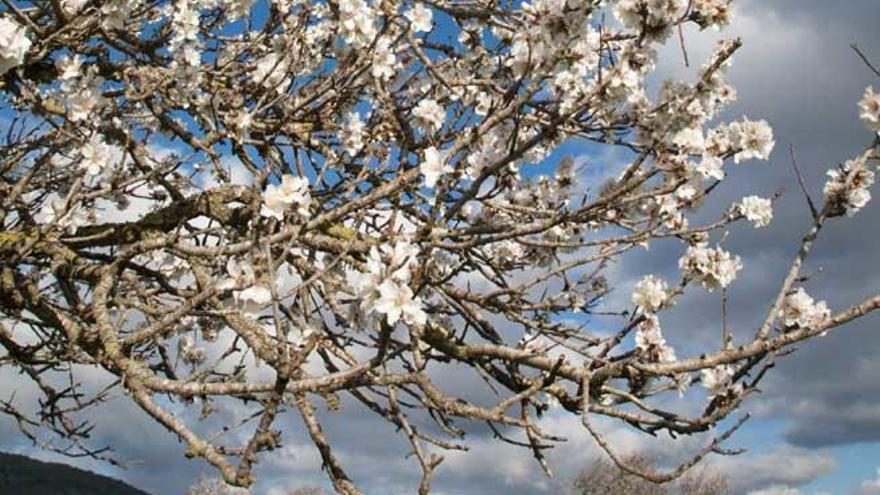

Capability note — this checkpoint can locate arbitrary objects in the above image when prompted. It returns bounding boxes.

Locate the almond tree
[0,1,878,494]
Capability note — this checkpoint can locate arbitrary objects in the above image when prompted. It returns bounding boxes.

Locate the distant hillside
[0,452,152,495]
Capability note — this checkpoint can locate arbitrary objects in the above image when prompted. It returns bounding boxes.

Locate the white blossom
[413,98,446,133]
[56,55,84,81]
[387,240,419,280]
[66,85,105,122]
[779,288,830,329]
[632,275,668,313]
[371,37,397,80]
[405,3,433,33]
[0,17,31,75]
[858,86,880,133]
[231,110,252,140]
[61,0,88,14]
[260,175,312,220]
[219,259,272,314]
[615,0,682,37]
[474,92,494,116]
[487,239,524,265]
[420,146,452,188]
[730,118,775,163]
[700,365,734,398]
[346,247,384,301]
[736,195,773,228]
[692,0,731,28]
[373,279,427,326]
[39,198,89,233]
[178,335,207,365]
[634,314,676,363]
[345,241,424,324]
[236,285,273,312]
[673,127,705,154]
[695,155,725,180]
[338,0,378,48]
[342,112,367,156]
[79,134,114,176]
[823,154,875,216]
[252,51,291,92]
[679,243,742,291]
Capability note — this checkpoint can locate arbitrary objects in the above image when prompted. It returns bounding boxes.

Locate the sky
[2,1,880,494]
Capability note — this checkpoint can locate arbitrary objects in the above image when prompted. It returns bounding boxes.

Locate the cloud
[856,474,880,495]
[708,445,835,494]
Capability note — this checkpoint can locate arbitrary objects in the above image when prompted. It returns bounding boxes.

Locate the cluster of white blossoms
[634,314,677,363]
[0,16,31,75]
[615,0,683,38]
[823,153,875,216]
[691,0,732,28]
[346,241,427,327]
[632,275,669,313]
[631,276,676,362]
[859,86,880,134]
[79,134,115,176]
[413,98,446,134]
[98,0,140,31]
[420,146,452,188]
[149,250,189,280]
[736,195,773,228]
[779,288,830,329]
[55,54,108,122]
[485,239,526,267]
[60,0,88,15]
[337,0,378,48]
[39,198,88,234]
[695,155,725,181]
[260,175,312,221]
[673,127,706,155]
[729,118,775,163]
[169,0,202,72]
[404,2,433,32]
[370,37,397,81]
[653,184,699,230]
[700,364,735,399]
[342,112,367,156]
[251,49,292,94]
[679,243,743,291]
[218,258,272,313]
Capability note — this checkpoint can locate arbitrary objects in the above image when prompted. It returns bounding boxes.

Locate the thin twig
[851,44,880,78]
[789,144,819,220]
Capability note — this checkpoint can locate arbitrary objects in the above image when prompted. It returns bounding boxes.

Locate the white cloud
[856,473,880,495]
[709,445,835,494]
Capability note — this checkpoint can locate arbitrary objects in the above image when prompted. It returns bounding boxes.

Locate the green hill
[0,452,152,495]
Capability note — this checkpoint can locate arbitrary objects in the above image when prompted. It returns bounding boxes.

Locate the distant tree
[287,486,334,495]
[570,455,731,495]
[186,475,249,495]
[676,466,731,495]
[572,455,667,495]
[186,477,333,495]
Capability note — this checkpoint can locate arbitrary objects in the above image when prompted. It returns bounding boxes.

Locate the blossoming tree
[0,0,878,493]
